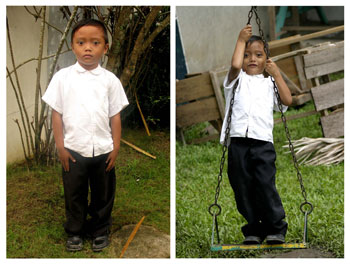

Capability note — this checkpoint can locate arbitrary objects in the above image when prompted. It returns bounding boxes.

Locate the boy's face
[71,25,108,70]
[242,41,266,75]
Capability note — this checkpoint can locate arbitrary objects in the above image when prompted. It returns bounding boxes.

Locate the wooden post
[268,7,276,40]
[209,71,226,120]
[291,7,300,27]
[294,55,309,91]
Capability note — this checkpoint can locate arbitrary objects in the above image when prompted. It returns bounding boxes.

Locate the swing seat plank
[211,243,306,251]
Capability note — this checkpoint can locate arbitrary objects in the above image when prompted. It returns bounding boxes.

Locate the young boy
[42,19,129,252]
[220,24,292,245]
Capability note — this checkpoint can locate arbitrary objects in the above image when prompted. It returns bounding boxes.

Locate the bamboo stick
[134,90,151,136]
[119,216,145,258]
[121,138,156,159]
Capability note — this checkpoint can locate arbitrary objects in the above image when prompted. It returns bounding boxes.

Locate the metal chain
[247,6,254,25]
[209,80,239,217]
[252,7,269,58]
[271,78,308,203]
[253,8,312,212]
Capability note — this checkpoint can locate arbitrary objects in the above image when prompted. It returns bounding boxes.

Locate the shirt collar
[243,70,265,79]
[254,74,265,79]
[73,62,103,75]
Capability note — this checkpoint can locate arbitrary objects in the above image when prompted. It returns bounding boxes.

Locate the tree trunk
[106,7,132,74]
[120,6,162,87]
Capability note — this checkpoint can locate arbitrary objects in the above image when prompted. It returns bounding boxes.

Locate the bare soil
[109,224,170,258]
[261,248,335,258]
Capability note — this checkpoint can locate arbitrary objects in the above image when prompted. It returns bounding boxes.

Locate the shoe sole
[243,239,262,245]
[243,241,261,245]
[92,241,110,252]
[266,239,285,244]
[66,246,83,252]
[92,245,109,252]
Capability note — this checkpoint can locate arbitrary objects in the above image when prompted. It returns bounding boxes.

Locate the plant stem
[6,50,71,78]
[34,6,46,161]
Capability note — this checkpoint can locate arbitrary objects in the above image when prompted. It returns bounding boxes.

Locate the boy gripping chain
[42,19,129,252]
[220,24,292,245]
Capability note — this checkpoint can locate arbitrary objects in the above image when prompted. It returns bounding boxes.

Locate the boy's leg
[88,152,116,238]
[62,149,89,236]
[227,138,262,238]
[250,140,288,237]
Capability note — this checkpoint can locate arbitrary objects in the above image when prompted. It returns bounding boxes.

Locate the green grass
[176,101,344,258]
[7,128,170,258]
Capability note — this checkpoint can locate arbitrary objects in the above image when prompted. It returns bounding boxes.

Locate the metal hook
[208,203,222,216]
[300,201,314,214]
[210,212,220,245]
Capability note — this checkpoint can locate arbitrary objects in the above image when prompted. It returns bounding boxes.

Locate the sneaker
[92,235,110,252]
[243,235,262,244]
[66,235,83,251]
[266,234,285,244]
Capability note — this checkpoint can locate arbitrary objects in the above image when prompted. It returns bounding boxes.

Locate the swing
[208,7,313,252]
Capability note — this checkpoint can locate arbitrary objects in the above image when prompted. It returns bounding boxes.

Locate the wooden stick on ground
[119,216,146,258]
[121,138,156,159]
[134,90,151,136]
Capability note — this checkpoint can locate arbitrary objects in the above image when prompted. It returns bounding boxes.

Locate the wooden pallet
[304,41,344,138]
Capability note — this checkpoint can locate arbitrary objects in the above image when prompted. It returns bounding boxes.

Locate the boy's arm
[265,59,292,106]
[228,24,252,83]
[106,113,121,172]
[52,109,76,172]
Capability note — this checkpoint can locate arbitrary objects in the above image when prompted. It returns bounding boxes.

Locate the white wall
[7,6,49,163]
[176,6,269,74]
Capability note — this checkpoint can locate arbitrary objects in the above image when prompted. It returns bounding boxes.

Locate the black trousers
[227,137,287,238]
[62,149,116,237]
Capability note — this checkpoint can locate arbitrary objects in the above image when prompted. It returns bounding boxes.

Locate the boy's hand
[265,59,280,78]
[58,148,76,172]
[106,149,119,172]
[238,24,252,43]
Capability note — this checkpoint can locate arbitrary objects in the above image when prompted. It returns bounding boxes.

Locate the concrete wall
[6,6,49,163]
[176,6,269,74]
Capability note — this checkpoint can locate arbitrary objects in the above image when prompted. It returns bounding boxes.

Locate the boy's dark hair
[246,35,270,58]
[71,19,108,44]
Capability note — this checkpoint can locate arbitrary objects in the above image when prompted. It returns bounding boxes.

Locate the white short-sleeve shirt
[42,62,129,157]
[220,69,287,145]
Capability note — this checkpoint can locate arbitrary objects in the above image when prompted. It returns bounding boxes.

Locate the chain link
[247,6,254,25]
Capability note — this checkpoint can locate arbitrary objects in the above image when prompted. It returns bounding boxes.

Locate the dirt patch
[261,248,335,258]
[109,224,170,258]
